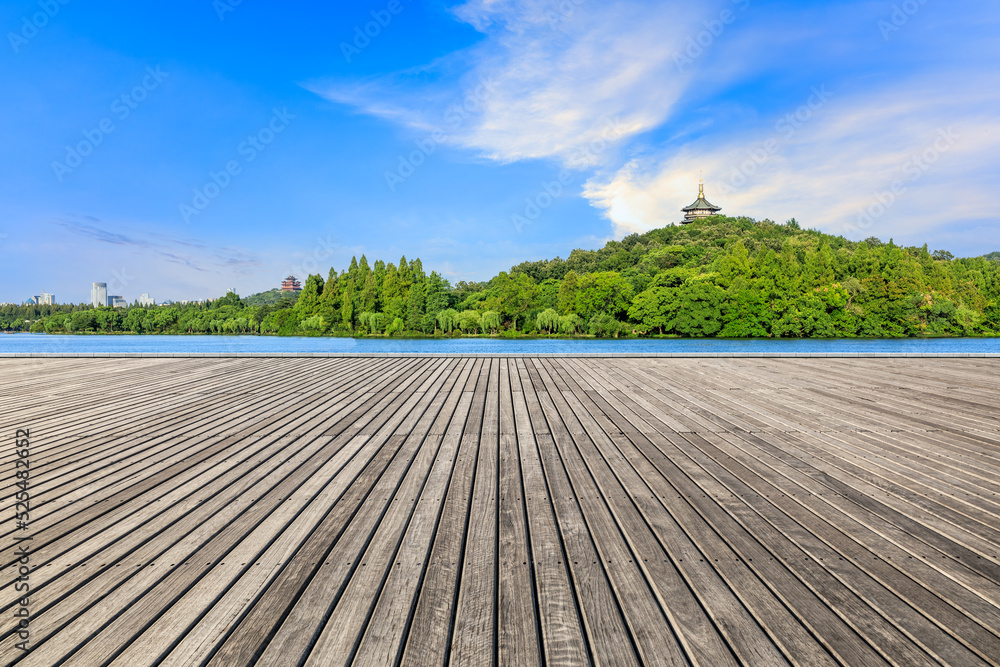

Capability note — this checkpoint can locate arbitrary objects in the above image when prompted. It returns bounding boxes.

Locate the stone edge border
[1,353,998,359]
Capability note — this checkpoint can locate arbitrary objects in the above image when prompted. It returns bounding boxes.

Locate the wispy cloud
[311,0,1000,249]
[584,74,1000,239]
[311,0,715,167]
[52,219,262,273]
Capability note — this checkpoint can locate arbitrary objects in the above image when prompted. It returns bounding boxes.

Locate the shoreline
[4,331,999,340]
[4,352,999,358]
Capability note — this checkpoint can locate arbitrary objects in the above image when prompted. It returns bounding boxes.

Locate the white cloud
[313,0,720,166]
[313,0,1000,253]
[584,75,1000,241]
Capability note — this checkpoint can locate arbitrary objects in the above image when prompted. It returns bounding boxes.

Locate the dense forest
[5,216,1000,338]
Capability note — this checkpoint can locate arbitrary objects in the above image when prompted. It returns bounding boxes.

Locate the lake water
[1,334,999,354]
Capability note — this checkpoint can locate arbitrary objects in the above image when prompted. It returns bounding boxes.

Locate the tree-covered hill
[243,288,300,306]
[10,215,1000,337]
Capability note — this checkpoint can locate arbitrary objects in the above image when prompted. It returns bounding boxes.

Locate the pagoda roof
[681,180,722,213]
[682,195,722,212]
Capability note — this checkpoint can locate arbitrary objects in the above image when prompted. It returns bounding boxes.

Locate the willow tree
[536,308,560,333]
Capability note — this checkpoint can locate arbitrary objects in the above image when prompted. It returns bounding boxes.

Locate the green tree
[122,309,145,333]
[425,272,450,316]
[295,274,324,317]
[575,271,633,319]
[341,282,355,329]
[94,308,123,333]
[716,240,751,289]
[358,311,386,334]
[674,282,725,337]
[588,313,620,337]
[458,310,482,333]
[386,316,406,336]
[558,314,582,334]
[493,272,537,330]
[214,291,243,309]
[628,287,679,334]
[557,270,579,314]
[406,281,425,331]
[298,314,326,333]
[481,310,501,334]
[535,308,560,333]
[437,308,459,333]
[360,271,378,313]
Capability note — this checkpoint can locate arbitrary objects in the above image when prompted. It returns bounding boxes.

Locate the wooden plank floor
[2,357,1000,666]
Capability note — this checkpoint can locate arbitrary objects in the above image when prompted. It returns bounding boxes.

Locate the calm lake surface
[2,334,999,354]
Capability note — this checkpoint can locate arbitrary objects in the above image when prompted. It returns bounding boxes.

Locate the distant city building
[25,296,40,305]
[109,295,127,308]
[281,276,302,292]
[39,292,54,305]
[139,293,155,306]
[681,180,723,224]
[91,282,108,308]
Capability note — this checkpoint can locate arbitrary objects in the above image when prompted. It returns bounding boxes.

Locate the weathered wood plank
[3,357,999,667]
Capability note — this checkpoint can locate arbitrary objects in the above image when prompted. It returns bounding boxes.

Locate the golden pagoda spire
[699,179,705,199]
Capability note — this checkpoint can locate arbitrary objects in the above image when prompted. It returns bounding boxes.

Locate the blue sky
[1,0,997,304]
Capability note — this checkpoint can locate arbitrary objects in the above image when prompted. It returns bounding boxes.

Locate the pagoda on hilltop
[681,180,722,224]
[281,276,302,292]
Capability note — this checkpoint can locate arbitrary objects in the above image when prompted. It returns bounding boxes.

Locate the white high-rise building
[109,295,127,308]
[139,293,155,306]
[39,292,54,305]
[91,282,108,308]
